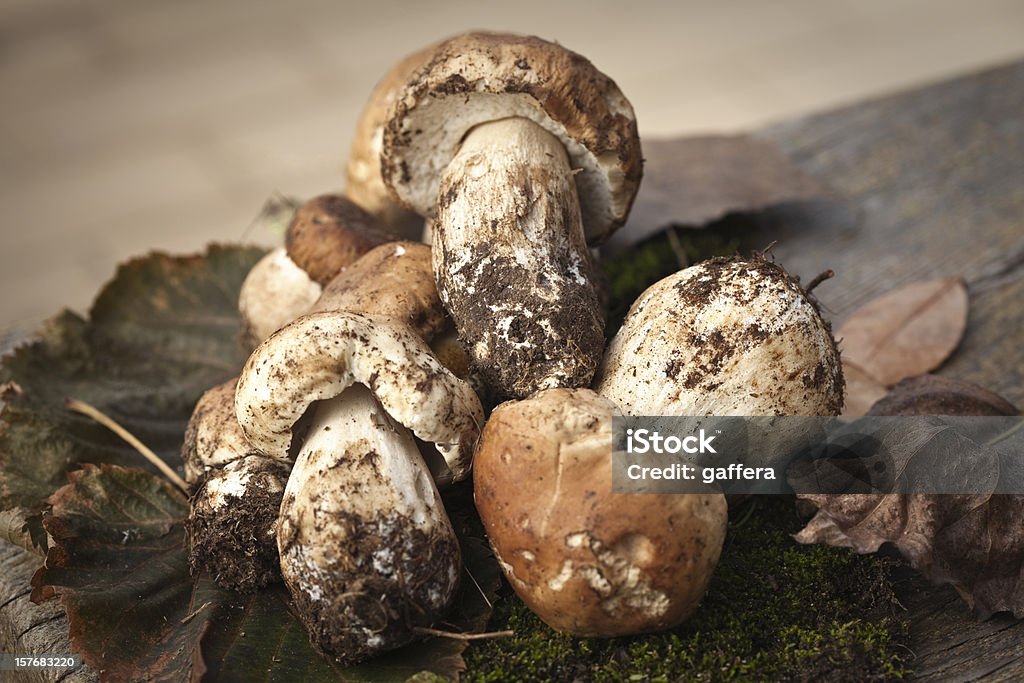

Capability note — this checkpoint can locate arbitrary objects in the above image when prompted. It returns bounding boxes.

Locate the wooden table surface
[2,60,1023,682]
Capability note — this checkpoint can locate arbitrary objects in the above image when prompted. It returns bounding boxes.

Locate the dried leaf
[837,278,968,386]
[796,385,1024,618]
[0,245,263,533]
[33,464,501,681]
[841,362,888,417]
[603,134,830,254]
[4,244,501,679]
[868,374,1021,417]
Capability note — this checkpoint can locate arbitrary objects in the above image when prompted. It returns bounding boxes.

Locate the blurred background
[2,0,1023,336]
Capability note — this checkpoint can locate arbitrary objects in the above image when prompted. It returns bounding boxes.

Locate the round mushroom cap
[235,311,483,480]
[182,377,264,484]
[596,256,845,417]
[474,388,728,636]
[382,31,642,243]
[285,194,397,286]
[238,248,322,347]
[346,42,436,238]
[310,241,447,341]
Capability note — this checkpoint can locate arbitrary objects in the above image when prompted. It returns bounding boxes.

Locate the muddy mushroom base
[280,512,461,663]
[186,456,291,592]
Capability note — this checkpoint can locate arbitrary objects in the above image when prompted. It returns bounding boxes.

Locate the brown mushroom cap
[285,194,397,286]
[345,43,436,238]
[310,241,446,341]
[381,31,642,243]
[474,388,728,636]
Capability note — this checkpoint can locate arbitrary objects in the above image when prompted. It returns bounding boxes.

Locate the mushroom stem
[434,116,605,399]
[278,385,461,663]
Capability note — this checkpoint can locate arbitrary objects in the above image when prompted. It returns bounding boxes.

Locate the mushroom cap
[182,377,265,484]
[285,194,397,286]
[381,31,642,243]
[597,256,844,417]
[235,311,482,480]
[238,248,322,348]
[311,241,447,341]
[474,388,727,636]
[345,43,436,238]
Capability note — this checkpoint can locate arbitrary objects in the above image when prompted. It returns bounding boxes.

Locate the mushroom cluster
[183,30,845,664]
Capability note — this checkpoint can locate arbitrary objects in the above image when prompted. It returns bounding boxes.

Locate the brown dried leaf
[841,362,887,417]
[868,375,1021,417]
[837,278,968,386]
[797,384,1023,618]
[603,134,830,253]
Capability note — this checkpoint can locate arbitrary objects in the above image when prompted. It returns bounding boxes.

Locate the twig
[412,627,514,641]
[805,269,835,293]
[665,227,690,269]
[754,240,778,260]
[464,564,493,609]
[180,601,212,625]
[65,398,189,494]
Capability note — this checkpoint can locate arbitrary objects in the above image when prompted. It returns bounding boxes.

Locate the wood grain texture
[758,60,1024,681]
[2,60,1023,681]
[0,548,96,682]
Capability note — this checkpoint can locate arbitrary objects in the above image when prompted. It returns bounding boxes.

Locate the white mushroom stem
[278,385,460,662]
[434,116,604,399]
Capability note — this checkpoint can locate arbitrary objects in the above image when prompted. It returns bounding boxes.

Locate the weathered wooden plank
[755,61,1024,405]
[0,547,96,683]
[756,61,1024,680]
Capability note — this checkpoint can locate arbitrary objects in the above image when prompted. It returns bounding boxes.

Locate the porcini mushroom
[235,311,482,661]
[238,194,402,347]
[238,247,322,347]
[474,388,727,636]
[183,378,291,591]
[285,193,397,286]
[596,256,845,417]
[382,32,642,399]
[345,42,437,239]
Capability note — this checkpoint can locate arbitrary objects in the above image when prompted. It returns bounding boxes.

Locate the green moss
[460,226,906,681]
[601,217,762,336]
[463,497,909,682]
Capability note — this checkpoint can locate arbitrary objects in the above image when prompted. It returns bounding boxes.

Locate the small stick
[665,227,689,269]
[180,601,213,625]
[754,240,778,259]
[65,398,189,494]
[412,627,514,641]
[805,269,835,293]
[464,564,493,609]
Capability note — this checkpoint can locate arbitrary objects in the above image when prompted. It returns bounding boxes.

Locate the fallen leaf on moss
[837,278,968,387]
